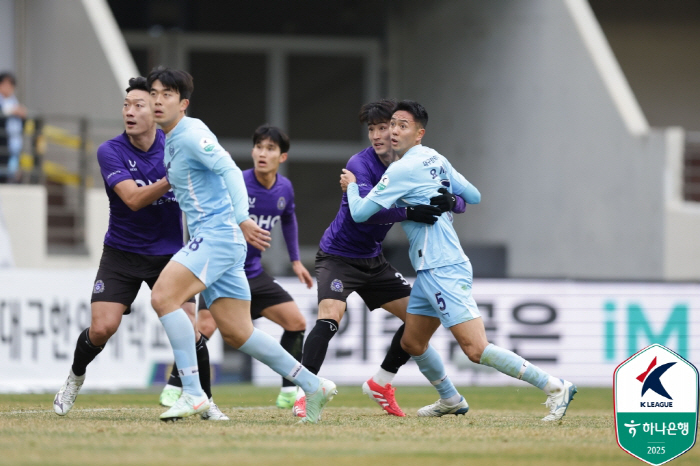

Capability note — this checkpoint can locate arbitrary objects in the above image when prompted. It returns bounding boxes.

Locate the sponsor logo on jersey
[248,196,256,209]
[277,197,286,210]
[169,145,174,156]
[129,160,137,171]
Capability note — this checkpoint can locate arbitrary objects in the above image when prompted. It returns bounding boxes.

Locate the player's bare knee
[89,322,117,344]
[285,314,306,332]
[400,337,426,356]
[462,342,487,363]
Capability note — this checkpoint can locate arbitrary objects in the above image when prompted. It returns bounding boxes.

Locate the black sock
[380,324,411,374]
[196,335,212,399]
[280,330,305,387]
[71,328,104,377]
[167,361,183,388]
[301,319,338,375]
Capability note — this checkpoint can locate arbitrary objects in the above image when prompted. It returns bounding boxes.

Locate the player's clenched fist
[339,168,356,192]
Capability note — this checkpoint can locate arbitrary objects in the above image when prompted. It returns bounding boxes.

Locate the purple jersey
[319,147,409,258]
[244,169,300,278]
[97,130,183,256]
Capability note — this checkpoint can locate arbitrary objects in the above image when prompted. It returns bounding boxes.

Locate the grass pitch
[1,385,697,466]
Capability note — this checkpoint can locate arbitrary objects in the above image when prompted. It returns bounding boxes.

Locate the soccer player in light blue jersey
[146,67,336,423]
[341,100,576,421]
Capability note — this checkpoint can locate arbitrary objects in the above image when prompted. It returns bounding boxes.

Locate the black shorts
[315,249,412,310]
[197,270,293,320]
[91,244,194,314]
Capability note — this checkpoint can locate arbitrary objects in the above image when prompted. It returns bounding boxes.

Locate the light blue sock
[412,345,459,400]
[239,328,320,394]
[479,343,549,389]
[159,309,203,396]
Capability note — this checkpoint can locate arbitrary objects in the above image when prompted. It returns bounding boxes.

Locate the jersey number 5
[435,292,446,311]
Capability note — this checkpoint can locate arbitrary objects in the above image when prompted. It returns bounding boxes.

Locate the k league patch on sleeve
[199,138,216,154]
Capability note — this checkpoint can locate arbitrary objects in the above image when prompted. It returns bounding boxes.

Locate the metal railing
[1,115,121,254]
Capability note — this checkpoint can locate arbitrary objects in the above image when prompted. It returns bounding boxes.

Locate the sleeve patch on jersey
[375,175,390,192]
[199,137,216,153]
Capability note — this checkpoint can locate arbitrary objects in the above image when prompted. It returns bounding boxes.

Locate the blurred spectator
[0,72,27,183]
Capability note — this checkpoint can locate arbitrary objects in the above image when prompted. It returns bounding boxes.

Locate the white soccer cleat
[200,398,229,421]
[159,392,210,422]
[542,379,577,422]
[417,396,469,417]
[159,384,183,407]
[54,370,85,416]
[301,378,337,424]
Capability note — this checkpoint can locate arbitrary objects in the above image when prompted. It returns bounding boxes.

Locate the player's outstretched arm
[113,178,171,211]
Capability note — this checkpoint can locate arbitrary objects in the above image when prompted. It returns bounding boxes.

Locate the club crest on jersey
[93,280,105,294]
[376,175,389,192]
[277,197,286,210]
[199,137,216,152]
[330,279,343,293]
[169,145,174,156]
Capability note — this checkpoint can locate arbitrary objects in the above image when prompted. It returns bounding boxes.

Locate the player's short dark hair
[146,66,194,100]
[359,99,397,126]
[125,76,148,94]
[0,72,16,86]
[394,100,428,129]
[252,124,290,154]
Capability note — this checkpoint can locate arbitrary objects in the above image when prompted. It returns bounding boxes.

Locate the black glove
[430,187,456,212]
[406,205,442,225]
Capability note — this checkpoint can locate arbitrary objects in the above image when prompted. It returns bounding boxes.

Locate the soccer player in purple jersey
[160,124,313,410]
[295,99,465,417]
[52,77,226,420]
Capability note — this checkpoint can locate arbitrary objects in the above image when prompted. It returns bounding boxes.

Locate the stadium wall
[387,0,684,280]
[0,0,14,72]
[0,185,108,268]
[1,273,695,392]
[14,0,134,122]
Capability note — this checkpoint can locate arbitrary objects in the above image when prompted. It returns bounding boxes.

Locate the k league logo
[614,344,698,465]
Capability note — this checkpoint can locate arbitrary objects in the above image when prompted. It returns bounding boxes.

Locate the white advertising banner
[0,269,223,393]
[253,279,700,388]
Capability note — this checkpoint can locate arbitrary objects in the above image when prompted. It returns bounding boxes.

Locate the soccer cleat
[362,379,406,417]
[200,398,229,421]
[292,396,306,418]
[53,370,86,416]
[301,378,337,424]
[159,392,210,422]
[159,384,183,407]
[417,396,469,417]
[276,390,297,409]
[542,379,577,422]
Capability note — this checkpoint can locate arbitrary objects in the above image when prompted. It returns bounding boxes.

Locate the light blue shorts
[171,231,251,307]
[407,261,481,328]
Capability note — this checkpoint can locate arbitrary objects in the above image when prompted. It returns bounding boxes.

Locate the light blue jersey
[347,144,480,271]
[164,116,248,244]
[164,116,251,303]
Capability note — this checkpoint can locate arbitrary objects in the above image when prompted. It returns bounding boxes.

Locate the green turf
[0,385,697,466]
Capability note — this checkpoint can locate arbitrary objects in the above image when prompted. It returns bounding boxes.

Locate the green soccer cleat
[276,390,297,409]
[159,384,183,407]
[160,392,209,422]
[301,378,337,424]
